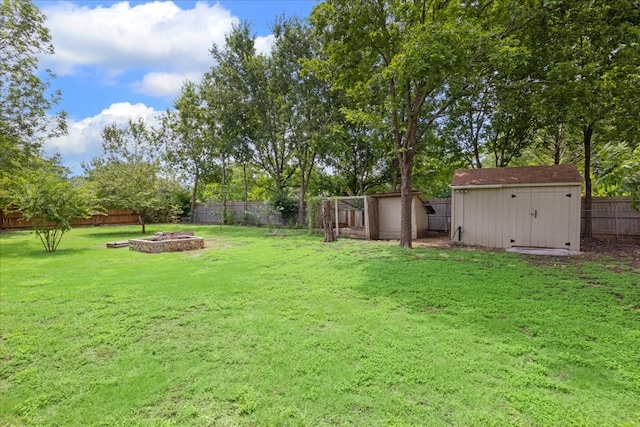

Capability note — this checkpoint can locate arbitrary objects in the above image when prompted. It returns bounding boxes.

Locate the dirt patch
[413,232,640,269]
[414,232,452,248]
[579,236,640,269]
[413,232,501,253]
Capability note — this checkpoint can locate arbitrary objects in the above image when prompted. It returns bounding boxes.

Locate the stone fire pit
[129,231,204,253]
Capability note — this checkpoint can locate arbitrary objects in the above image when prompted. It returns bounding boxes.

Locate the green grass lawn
[0,225,638,426]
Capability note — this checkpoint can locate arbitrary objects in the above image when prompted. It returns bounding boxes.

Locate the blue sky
[36,0,317,174]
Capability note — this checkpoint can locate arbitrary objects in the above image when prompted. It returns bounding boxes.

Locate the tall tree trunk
[392,157,400,192]
[298,177,307,226]
[553,140,561,165]
[243,163,248,225]
[389,79,428,249]
[190,167,199,223]
[222,156,228,225]
[583,124,593,238]
[471,111,482,168]
[138,212,146,234]
[322,199,336,242]
[399,149,415,248]
[298,157,315,226]
[553,124,563,165]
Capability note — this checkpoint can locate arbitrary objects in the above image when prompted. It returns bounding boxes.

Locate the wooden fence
[580,197,640,237]
[0,209,139,230]
[426,196,639,237]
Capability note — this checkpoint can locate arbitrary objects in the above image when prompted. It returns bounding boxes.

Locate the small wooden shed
[329,192,435,240]
[450,165,582,251]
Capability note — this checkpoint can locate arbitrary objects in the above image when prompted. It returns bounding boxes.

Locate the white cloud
[44,102,160,174]
[40,1,239,76]
[255,34,276,56]
[132,71,202,97]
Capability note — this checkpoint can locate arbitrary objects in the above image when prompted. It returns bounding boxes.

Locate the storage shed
[329,192,435,240]
[450,165,582,251]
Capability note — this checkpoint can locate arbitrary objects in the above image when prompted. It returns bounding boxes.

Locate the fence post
[614,208,618,240]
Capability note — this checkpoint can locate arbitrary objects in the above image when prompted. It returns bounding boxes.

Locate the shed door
[511,189,572,249]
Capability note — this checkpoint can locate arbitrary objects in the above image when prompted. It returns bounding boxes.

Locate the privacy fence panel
[1,209,139,230]
[581,197,640,237]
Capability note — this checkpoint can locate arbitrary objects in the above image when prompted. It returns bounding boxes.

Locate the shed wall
[451,185,581,250]
[378,197,401,239]
[413,197,428,238]
[452,188,513,248]
[377,195,428,240]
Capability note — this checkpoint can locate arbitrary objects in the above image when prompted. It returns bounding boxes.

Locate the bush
[169,187,192,219]
[8,169,102,252]
[306,196,324,234]
[272,192,298,225]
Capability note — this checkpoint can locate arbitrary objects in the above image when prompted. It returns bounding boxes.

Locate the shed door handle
[530,210,537,218]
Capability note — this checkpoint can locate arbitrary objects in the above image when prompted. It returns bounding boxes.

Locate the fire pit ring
[129,231,204,253]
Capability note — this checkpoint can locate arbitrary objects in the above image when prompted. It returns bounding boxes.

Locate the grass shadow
[0,230,26,238]
[1,246,87,259]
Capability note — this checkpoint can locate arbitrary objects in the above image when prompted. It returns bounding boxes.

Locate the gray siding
[451,185,581,251]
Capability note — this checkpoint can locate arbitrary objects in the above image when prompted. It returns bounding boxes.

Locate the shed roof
[451,165,582,187]
[370,191,436,214]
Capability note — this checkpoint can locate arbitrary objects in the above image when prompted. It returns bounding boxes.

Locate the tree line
[2,0,639,251]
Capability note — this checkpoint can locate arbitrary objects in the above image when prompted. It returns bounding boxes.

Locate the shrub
[272,192,298,225]
[8,169,102,252]
[306,196,324,234]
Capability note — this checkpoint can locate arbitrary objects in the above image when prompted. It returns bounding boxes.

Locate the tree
[322,199,336,242]
[100,118,160,163]
[529,0,640,236]
[486,88,538,168]
[271,17,335,224]
[437,82,492,169]
[0,0,67,175]
[309,0,524,247]
[437,68,539,170]
[330,124,391,196]
[86,159,177,234]
[200,72,242,224]
[162,81,218,222]
[85,119,176,233]
[244,43,297,196]
[595,142,640,210]
[211,19,333,214]
[198,164,270,204]
[8,163,100,252]
[207,23,269,220]
[412,131,465,198]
